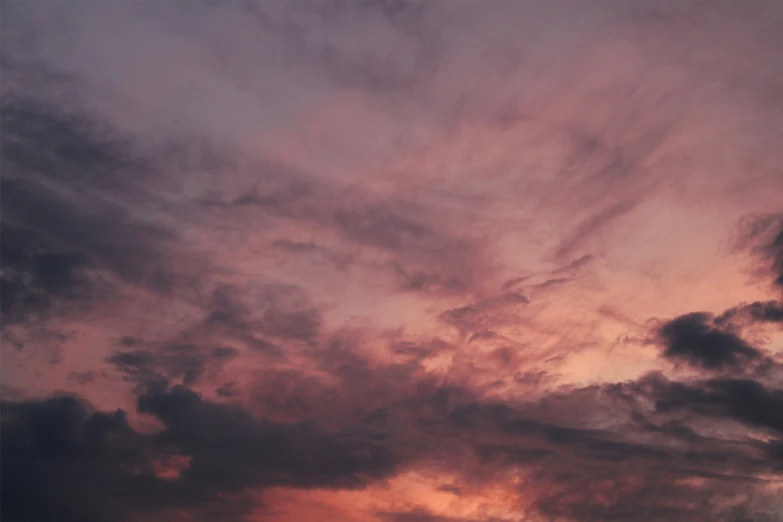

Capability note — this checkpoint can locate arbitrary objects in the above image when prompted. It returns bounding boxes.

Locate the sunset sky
[2,2,783,521]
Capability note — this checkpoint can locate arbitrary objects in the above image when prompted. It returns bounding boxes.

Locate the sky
[1,1,783,521]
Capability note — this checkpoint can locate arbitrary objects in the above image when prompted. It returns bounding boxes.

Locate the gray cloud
[658,312,763,371]
[0,96,177,325]
[1,387,399,522]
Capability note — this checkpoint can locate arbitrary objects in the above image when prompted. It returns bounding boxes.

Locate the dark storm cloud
[0,395,164,522]
[0,95,178,324]
[1,387,399,522]
[138,386,398,490]
[658,312,763,371]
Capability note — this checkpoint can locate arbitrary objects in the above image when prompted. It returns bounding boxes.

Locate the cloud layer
[2,2,783,521]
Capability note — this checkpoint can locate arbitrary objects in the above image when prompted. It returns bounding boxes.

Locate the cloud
[0,95,178,325]
[658,312,763,371]
[107,341,238,391]
[432,370,783,521]
[137,386,398,491]
[195,158,493,297]
[1,387,399,522]
[4,2,783,521]
[5,291,782,522]
[0,223,92,323]
[653,376,783,436]
[1,395,160,522]
[439,291,529,334]
[717,300,783,326]
[227,323,782,521]
[736,213,783,290]
[205,283,322,344]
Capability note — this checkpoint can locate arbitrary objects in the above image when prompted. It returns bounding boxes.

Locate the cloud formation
[1,387,398,522]
[2,2,783,521]
[658,312,763,371]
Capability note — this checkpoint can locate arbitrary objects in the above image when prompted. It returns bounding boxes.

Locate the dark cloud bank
[1,387,398,522]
